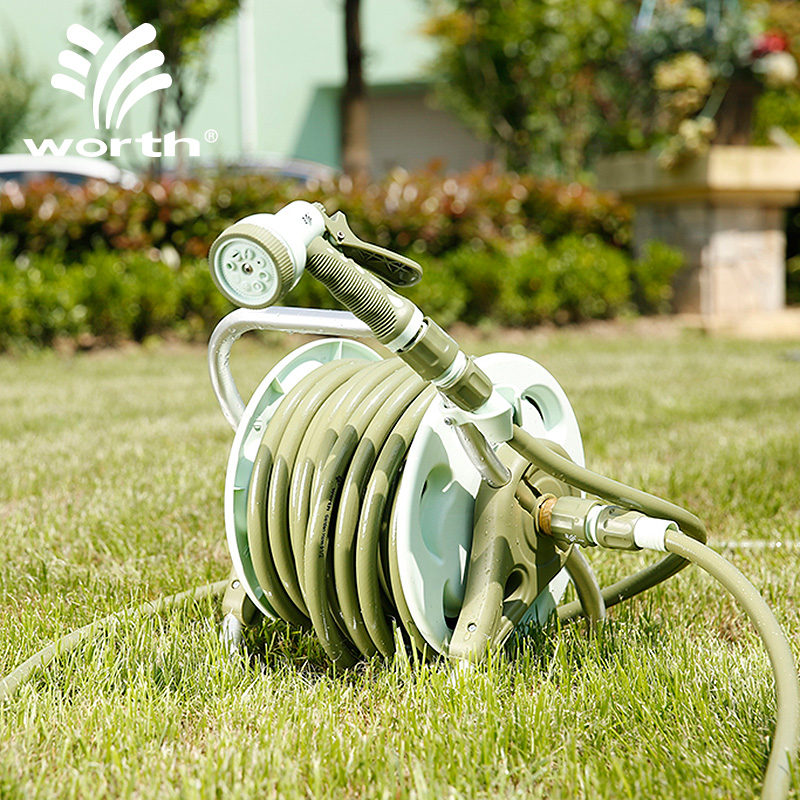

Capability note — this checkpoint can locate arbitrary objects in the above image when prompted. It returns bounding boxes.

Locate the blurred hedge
[0,165,687,351]
[0,236,682,351]
[0,248,230,350]
[0,164,631,260]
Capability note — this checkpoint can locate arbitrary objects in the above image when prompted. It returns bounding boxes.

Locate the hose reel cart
[206,201,798,799]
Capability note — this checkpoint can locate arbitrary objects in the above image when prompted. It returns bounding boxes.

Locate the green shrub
[754,87,800,146]
[429,245,506,324]
[0,230,683,350]
[0,253,84,349]
[403,253,470,329]
[175,260,236,338]
[440,234,682,327]
[787,255,800,305]
[497,234,633,326]
[499,242,559,325]
[0,250,231,350]
[631,240,686,313]
[550,234,632,320]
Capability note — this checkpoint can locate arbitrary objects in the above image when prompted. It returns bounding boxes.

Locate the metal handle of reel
[209,306,373,430]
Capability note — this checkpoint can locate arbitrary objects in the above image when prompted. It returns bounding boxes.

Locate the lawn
[0,323,798,799]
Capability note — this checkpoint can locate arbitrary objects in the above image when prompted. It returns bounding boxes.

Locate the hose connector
[537,495,678,552]
[397,317,493,411]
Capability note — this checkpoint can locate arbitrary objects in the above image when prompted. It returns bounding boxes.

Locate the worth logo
[25,23,200,159]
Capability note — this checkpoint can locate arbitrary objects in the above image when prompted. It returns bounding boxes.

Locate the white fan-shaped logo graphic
[51,23,172,131]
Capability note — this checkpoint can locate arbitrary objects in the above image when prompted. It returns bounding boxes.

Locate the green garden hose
[0,580,229,704]
[559,547,606,629]
[206,201,796,798]
[664,530,800,800]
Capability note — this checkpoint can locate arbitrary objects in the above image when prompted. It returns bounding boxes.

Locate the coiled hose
[245,355,437,667]
[242,354,714,668]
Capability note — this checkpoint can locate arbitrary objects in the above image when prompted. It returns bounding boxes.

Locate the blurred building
[2,0,488,175]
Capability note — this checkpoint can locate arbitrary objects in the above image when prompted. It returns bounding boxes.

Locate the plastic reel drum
[226,343,584,650]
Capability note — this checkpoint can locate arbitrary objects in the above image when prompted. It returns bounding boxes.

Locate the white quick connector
[630,516,678,552]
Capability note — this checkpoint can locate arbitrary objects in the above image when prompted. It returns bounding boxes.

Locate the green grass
[1,326,799,799]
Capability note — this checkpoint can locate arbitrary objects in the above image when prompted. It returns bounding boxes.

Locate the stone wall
[634,202,786,314]
[597,147,800,317]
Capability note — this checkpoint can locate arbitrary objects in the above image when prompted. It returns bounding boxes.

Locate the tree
[108,0,241,148]
[0,41,48,154]
[424,0,636,179]
[341,0,370,183]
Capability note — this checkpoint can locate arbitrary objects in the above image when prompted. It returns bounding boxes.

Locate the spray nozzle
[208,201,326,308]
[208,202,424,310]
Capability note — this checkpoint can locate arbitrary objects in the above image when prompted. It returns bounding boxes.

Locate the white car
[0,154,141,190]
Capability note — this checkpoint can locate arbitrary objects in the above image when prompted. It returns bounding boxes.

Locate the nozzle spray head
[208,201,326,308]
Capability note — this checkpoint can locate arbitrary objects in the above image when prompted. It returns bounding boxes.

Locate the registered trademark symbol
[205,129,219,143]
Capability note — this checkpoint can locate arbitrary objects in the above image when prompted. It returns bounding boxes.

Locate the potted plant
[629,0,798,168]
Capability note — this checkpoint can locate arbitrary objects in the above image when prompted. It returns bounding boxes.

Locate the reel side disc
[392,352,584,655]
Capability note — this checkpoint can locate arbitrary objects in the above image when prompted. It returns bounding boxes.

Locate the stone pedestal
[597,147,800,316]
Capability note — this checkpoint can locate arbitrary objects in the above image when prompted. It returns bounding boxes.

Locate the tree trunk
[150,91,165,179]
[341,0,370,183]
